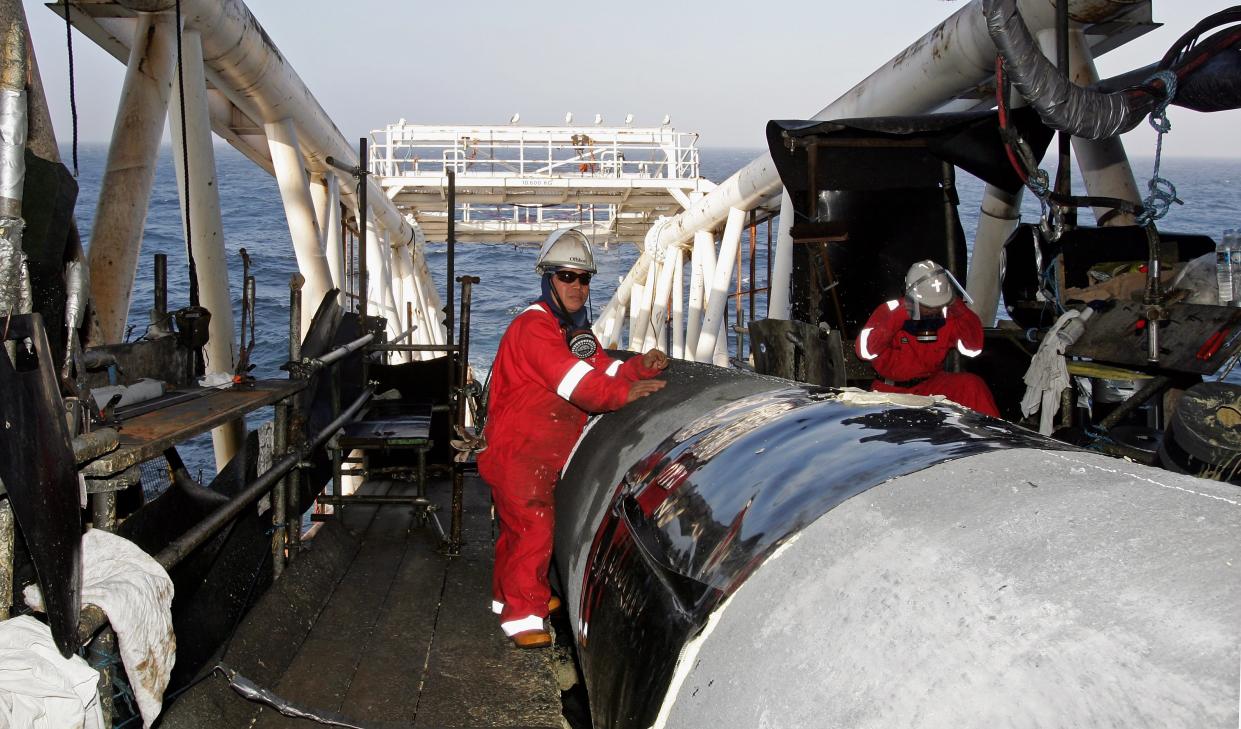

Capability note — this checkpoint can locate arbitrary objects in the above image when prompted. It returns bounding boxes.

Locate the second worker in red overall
[478,228,668,649]
[855,259,999,417]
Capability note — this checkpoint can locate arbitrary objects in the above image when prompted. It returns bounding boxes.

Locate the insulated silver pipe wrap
[0,226,29,314]
[984,0,1149,140]
[0,87,25,211]
[64,259,88,331]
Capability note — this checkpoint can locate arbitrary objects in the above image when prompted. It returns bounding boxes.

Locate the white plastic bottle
[1218,229,1236,306]
[1228,229,1241,307]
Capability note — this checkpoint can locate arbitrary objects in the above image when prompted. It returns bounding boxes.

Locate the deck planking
[239,474,563,729]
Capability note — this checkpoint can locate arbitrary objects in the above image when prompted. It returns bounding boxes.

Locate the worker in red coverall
[478,228,668,649]
[855,259,999,417]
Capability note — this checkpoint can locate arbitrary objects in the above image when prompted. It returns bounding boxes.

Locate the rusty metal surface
[95,380,305,471]
[1068,301,1241,374]
[80,443,143,477]
[84,464,141,493]
[72,427,120,464]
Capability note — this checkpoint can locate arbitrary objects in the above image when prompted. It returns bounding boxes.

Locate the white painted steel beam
[323,175,344,302]
[169,29,243,469]
[62,0,435,340]
[644,246,678,352]
[671,248,684,359]
[684,229,716,361]
[653,0,1151,257]
[179,0,419,247]
[363,215,391,350]
[967,185,1024,325]
[380,228,402,348]
[87,11,176,343]
[694,208,746,363]
[266,118,331,336]
[768,192,795,320]
[631,253,659,351]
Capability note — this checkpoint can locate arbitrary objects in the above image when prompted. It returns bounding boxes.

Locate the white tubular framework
[85,10,176,344]
[590,0,1150,359]
[169,28,243,468]
[62,0,1156,384]
[61,0,444,348]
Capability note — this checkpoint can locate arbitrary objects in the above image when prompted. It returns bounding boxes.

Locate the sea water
[64,144,1241,479]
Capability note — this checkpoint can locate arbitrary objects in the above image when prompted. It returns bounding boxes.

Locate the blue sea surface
[66,144,1241,479]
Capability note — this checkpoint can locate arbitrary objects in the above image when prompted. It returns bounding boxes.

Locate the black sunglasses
[554,270,592,285]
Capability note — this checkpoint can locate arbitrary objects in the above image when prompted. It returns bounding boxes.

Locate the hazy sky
[22,0,1241,160]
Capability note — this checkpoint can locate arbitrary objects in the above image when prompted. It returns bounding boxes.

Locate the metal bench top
[338,403,432,447]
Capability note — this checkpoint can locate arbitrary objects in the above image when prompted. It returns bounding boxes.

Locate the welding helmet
[905,260,954,309]
[535,228,596,274]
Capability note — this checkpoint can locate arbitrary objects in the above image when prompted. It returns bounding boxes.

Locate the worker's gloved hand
[626,379,666,404]
[641,349,669,371]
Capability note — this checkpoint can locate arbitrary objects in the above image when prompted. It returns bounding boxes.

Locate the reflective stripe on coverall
[478,302,662,634]
[856,298,1000,418]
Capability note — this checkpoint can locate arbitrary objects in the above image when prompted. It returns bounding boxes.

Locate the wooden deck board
[199,474,564,728]
[255,481,415,729]
[414,477,562,729]
[339,512,444,723]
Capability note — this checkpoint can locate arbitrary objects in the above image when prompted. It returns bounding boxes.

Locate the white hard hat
[535,228,596,274]
[905,260,954,308]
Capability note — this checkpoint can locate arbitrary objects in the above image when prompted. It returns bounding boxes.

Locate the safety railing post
[285,275,305,558]
[446,274,480,555]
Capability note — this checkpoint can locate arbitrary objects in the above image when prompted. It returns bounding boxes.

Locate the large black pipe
[556,359,1241,728]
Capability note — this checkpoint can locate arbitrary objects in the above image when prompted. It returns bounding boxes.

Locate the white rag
[24,530,175,728]
[1020,308,1094,435]
[0,615,103,729]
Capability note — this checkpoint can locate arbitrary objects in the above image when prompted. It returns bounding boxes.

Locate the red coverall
[855,298,1000,417]
[478,302,662,635]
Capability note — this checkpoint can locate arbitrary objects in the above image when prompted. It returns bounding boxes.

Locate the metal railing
[370,124,701,180]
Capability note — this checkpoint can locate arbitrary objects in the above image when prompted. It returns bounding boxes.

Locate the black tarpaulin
[766,106,1055,204]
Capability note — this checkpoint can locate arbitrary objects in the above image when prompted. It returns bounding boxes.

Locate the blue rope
[87,644,140,723]
[1137,71,1184,226]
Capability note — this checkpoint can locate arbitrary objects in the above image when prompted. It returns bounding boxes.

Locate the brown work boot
[492,596,563,615]
[510,629,553,649]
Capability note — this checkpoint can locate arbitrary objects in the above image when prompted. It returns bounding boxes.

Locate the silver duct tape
[0,88,27,203]
[65,258,88,330]
[984,0,1145,140]
[0,226,31,314]
[16,243,31,313]
[0,226,22,310]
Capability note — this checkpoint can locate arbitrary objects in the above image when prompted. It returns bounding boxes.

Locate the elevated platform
[162,475,569,728]
[371,123,716,244]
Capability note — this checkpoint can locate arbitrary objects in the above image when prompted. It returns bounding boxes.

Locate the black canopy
[766,106,1055,206]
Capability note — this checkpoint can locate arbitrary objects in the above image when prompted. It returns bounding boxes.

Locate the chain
[1136,70,1183,226]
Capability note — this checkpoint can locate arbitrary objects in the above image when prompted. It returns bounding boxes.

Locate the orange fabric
[856,299,999,417]
[479,303,661,622]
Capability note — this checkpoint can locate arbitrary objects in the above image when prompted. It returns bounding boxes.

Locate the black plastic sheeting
[557,360,1068,729]
[0,314,82,656]
[766,107,1055,200]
